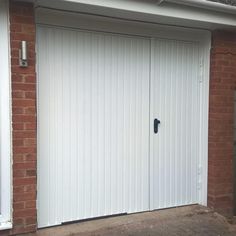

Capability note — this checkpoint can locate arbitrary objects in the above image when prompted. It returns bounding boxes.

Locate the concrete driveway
[24,205,236,236]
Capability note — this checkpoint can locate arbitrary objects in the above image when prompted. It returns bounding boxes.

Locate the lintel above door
[35,7,211,44]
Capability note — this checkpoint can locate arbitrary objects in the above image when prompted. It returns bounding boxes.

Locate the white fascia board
[166,0,236,14]
[36,0,236,29]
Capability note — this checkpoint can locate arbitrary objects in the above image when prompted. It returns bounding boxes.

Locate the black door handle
[154,119,161,134]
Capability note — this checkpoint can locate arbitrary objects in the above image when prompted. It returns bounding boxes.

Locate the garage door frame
[36,7,211,226]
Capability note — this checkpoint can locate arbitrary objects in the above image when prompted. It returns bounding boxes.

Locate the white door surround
[0,0,12,230]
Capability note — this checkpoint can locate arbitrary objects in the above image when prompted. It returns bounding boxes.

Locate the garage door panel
[150,39,200,209]
[38,25,206,228]
[37,26,150,227]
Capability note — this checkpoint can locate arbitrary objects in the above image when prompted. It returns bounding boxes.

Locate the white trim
[36,8,211,42]
[0,0,12,230]
[0,222,12,231]
[36,0,236,29]
[36,8,210,208]
[165,0,236,14]
[198,40,211,206]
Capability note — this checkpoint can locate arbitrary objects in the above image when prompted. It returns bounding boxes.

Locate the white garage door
[37,25,207,228]
[37,26,150,227]
[150,39,200,209]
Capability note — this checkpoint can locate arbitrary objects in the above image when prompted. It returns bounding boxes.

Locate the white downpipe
[165,0,236,14]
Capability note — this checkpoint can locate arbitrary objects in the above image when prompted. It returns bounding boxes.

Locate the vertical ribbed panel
[37,26,150,228]
[150,39,200,209]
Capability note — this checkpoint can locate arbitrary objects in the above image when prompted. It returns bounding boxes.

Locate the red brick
[13,131,36,139]
[24,75,36,83]
[11,65,35,74]
[14,193,36,202]
[13,162,36,170]
[25,216,37,225]
[22,25,35,34]
[13,114,35,122]
[13,217,25,226]
[13,169,26,178]
[25,201,36,209]
[13,177,36,186]
[208,30,236,217]
[24,153,36,161]
[10,1,37,233]
[13,147,36,154]
[12,224,36,235]
[13,208,36,218]
[14,186,26,194]
[12,73,24,83]
[12,83,36,91]
[24,185,36,192]
[24,122,36,130]
[25,91,36,99]
[10,15,34,25]
[13,139,24,147]
[10,23,22,32]
[24,138,36,146]
[13,154,25,163]
[13,202,25,210]
[26,169,36,177]
[12,91,25,98]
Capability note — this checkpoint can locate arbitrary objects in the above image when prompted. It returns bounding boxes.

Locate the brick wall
[0,1,37,235]
[1,2,236,235]
[208,30,236,216]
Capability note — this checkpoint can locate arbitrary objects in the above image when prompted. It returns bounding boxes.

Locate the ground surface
[24,205,236,236]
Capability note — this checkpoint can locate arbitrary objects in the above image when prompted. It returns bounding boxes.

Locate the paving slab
[22,205,236,236]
